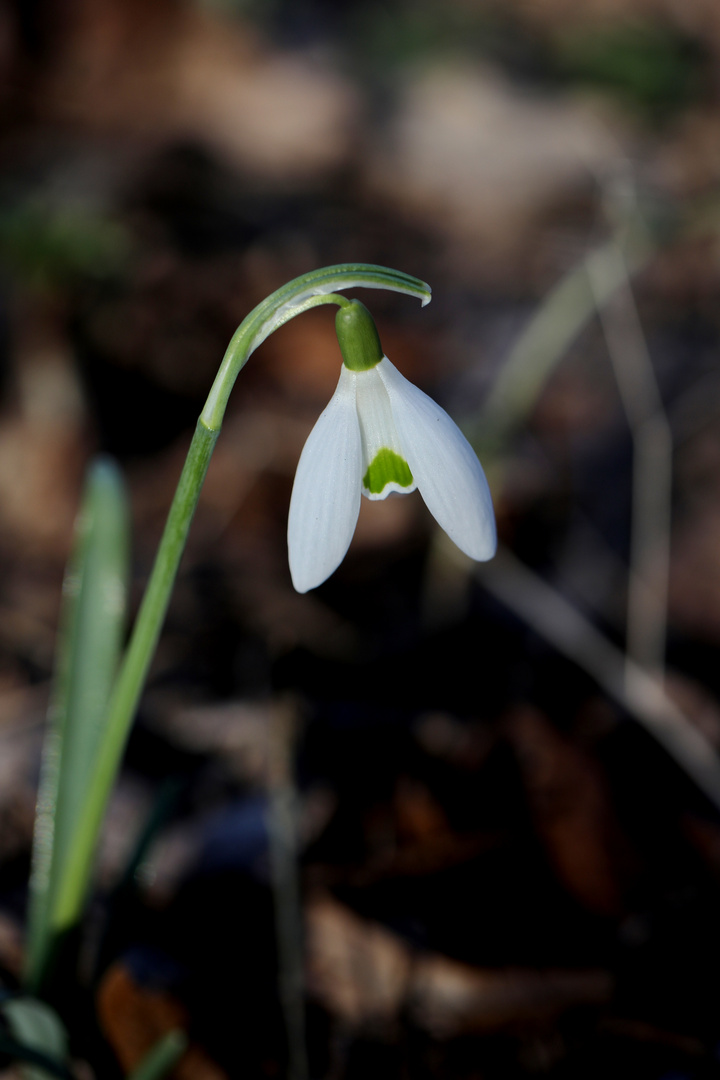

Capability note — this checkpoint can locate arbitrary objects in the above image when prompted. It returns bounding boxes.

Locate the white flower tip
[289,564,322,594]
[288,535,353,593]
[438,465,497,564]
[288,503,358,593]
[455,508,497,562]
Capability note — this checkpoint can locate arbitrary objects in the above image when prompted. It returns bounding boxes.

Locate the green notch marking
[363,448,413,494]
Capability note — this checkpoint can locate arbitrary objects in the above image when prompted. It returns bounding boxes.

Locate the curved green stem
[201,264,431,429]
[50,263,430,938]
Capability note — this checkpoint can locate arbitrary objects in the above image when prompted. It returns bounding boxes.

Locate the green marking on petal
[363,448,413,495]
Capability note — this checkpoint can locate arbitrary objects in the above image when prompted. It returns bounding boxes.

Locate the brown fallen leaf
[306,893,613,1038]
[308,783,506,892]
[97,962,228,1080]
[506,707,638,916]
[305,893,412,1028]
[410,955,613,1039]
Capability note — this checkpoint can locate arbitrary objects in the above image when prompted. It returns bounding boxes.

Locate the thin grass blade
[126,1030,188,1080]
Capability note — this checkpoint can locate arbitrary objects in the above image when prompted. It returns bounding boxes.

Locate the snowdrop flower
[288,300,496,593]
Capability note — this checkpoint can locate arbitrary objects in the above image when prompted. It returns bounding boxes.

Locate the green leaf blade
[25,457,130,992]
[126,1030,188,1080]
[1,997,70,1080]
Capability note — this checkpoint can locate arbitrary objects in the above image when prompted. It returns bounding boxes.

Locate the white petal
[377,358,497,560]
[355,365,417,500]
[287,366,363,592]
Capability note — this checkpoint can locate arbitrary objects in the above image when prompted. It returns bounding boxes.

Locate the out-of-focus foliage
[552,20,707,120]
[0,201,130,291]
[1,996,70,1080]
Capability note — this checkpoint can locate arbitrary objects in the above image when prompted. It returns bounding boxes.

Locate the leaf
[1,997,70,1080]
[126,1030,188,1080]
[97,964,226,1079]
[25,457,130,992]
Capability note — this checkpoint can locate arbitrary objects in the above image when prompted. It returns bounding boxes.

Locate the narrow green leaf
[25,457,130,992]
[126,1030,188,1080]
[2,997,70,1080]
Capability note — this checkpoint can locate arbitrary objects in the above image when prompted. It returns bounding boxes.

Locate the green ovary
[363,448,414,495]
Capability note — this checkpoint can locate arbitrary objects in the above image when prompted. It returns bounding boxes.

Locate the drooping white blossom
[288,357,496,593]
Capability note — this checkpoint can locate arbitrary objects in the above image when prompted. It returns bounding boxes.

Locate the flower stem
[46,262,431,949]
[54,418,218,928]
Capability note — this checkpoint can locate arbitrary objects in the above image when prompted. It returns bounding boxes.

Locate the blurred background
[2,0,720,1077]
